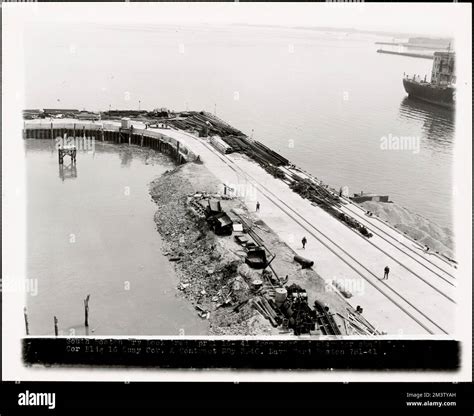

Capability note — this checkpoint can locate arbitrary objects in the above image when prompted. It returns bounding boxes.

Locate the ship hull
[402,78,455,110]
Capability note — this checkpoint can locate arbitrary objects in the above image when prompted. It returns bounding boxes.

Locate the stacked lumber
[336,308,382,336]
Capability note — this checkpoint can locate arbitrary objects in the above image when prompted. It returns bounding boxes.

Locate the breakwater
[23,120,198,165]
[376,49,433,60]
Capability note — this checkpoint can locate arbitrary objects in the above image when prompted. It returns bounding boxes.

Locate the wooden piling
[24,307,29,335]
[84,294,90,327]
[54,316,58,336]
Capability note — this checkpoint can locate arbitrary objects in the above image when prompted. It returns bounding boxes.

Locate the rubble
[149,162,375,336]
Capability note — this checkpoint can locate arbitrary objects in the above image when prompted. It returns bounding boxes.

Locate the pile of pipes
[313,300,341,335]
[336,308,382,336]
[289,177,373,238]
[250,295,283,327]
[338,213,373,238]
[167,111,245,137]
[290,177,340,208]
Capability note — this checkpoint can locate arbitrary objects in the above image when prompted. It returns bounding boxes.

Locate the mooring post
[129,126,132,145]
[54,316,58,336]
[50,121,54,140]
[84,294,90,327]
[24,307,29,335]
[73,123,76,140]
[140,133,144,147]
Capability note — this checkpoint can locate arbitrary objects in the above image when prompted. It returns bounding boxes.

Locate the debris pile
[150,163,377,336]
[336,308,384,335]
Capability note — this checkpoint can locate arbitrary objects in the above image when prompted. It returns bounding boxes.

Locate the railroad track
[323,205,457,303]
[280,166,456,283]
[185,136,452,335]
[338,201,456,278]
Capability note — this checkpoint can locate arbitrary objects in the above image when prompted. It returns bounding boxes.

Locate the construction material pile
[289,177,373,238]
[166,111,245,137]
[249,282,343,336]
[336,308,384,335]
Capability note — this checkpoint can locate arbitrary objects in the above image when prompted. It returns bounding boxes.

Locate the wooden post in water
[50,121,54,140]
[73,123,76,140]
[140,133,144,147]
[54,316,58,336]
[84,294,90,327]
[129,126,132,145]
[24,307,29,335]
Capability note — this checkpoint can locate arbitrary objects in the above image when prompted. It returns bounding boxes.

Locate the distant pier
[376,49,433,60]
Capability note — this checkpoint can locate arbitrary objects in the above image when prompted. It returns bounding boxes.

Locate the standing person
[256,201,260,212]
[383,266,390,280]
[302,236,307,249]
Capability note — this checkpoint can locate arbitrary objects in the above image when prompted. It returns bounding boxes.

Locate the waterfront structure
[403,51,455,109]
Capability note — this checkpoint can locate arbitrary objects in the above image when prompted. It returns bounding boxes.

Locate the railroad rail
[188,136,453,335]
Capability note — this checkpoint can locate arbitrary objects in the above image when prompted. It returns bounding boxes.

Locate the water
[26,139,209,336]
[24,23,454,228]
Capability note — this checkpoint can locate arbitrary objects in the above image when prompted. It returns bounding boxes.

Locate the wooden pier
[24,120,194,166]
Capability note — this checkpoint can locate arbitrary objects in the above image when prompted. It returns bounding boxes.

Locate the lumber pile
[337,308,383,336]
[167,111,246,137]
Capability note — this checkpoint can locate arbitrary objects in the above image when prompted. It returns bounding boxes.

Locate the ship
[402,50,455,110]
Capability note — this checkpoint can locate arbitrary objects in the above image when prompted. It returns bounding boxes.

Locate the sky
[8,2,470,38]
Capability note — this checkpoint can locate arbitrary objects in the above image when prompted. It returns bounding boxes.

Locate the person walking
[256,201,260,212]
[383,266,390,280]
[302,236,307,249]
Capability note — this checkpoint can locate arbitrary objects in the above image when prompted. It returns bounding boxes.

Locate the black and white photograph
[1,0,472,408]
